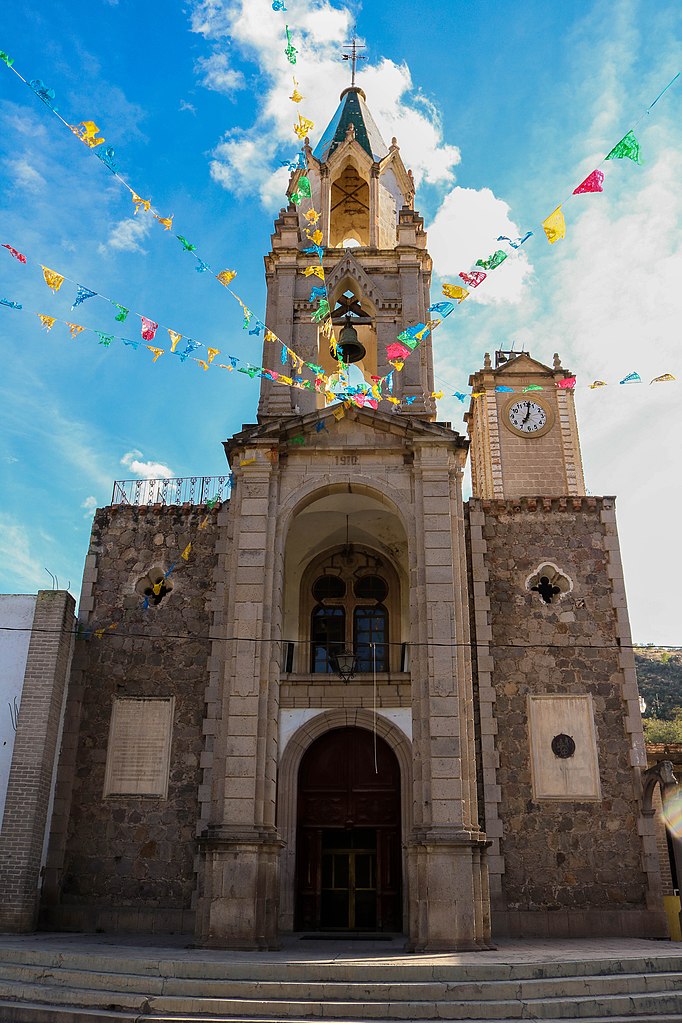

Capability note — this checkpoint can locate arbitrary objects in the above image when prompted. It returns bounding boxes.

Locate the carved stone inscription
[528,695,601,801]
[103,697,174,798]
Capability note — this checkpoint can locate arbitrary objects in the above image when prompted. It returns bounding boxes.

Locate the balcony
[111,475,232,507]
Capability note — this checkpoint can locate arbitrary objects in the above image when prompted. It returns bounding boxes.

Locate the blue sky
[0,0,681,642]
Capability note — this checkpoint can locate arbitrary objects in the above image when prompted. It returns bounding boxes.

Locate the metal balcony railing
[111,474,232,507]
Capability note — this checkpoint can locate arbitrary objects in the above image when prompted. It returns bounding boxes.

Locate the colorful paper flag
[606,130,641,165]
[619,371,641,384]
[306,228,323,245]
[217,269,237,286]
[177,235,196,252]
[72,285,97,310]
[29,79,57,108]
[206,347,220,364]
[114,304,129,323]
[386,342,411,361]
[651,373,675,383]
[556,376,576,389]
[37,313,56,331]
[573,169,604,194]
[70,121,104,148]
[304,209,320,224]
[589,380,607,389]
[41,266,64,293]
[97,332,114,347]
[302,265,325,279]
[66,322,84,338]
[453,392,467,401]
[131,192,152,214]
[459,270,486,288]
[294,115,315,139]
[147,346,164,362]
[140,317,158,341]
[168,329,182,352]
[497,232,532,248]
[475,250,508,270]
[442,283,469,302]
[542,206,566,245]
[2,244,26,263]
[96,146,117,172]
[523,384,543,392]
[285,25,298,64]
[495,386,514,392]
[429,302,455,317]
[0,299,21,309]
[154,214,173,230]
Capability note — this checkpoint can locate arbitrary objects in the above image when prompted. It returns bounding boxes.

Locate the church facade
[33,86,668,948]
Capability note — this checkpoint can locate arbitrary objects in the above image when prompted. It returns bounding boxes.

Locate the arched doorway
[295,727,402,932]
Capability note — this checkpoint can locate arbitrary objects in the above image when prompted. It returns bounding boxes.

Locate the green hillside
[634,647,682,744]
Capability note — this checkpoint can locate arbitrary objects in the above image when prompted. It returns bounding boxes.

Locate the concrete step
[3,1010,682,1023]
[1,961,681,1002]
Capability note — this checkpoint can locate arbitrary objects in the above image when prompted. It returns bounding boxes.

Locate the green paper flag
[177,235,197,252]
[475,249,507,271]
[605,130,641,165]
[114,304,129,323]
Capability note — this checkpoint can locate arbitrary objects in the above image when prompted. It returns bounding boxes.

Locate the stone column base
[407,830,494,950]
[195,829,284,949]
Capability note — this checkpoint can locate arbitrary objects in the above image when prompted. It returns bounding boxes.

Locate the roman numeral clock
[465,351,586,499]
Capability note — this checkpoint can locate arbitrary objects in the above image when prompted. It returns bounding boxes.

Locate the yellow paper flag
[304,208,321,224]
[154,214,173,230]
[290,88,304,103]
[168,329,182,352]
[651,373,675,383]
[66,322,84,339]
[332,406,345,420]
[542,205,566,244]
[264,330,277,343]
[71,121,104,147]
[37,313,56,331]
[217,269,237,287]
[431,390,444,399]
[132,192,152,215]
[306,228,323,245]
[196,360,209,371]
[386,396,401,405]
[320,319,333,339]
[206,347,220,364]
[301,265,325,280]
[240,457,256,466]
[41,266,64,293]
[442,284,469,302]
[147,346,164,362]
[589,380,607,389]
[181,543,192,561]
[293,115,315,139]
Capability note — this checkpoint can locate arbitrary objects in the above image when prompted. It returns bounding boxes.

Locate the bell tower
[257,84,437,421]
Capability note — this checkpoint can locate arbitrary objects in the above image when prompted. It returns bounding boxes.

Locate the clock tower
[465,350,586,498]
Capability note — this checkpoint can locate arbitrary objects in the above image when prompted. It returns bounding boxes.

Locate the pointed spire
[312,87,389,164]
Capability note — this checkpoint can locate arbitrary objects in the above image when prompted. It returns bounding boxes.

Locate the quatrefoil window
[525,562,572,605]
[135,566,174,606]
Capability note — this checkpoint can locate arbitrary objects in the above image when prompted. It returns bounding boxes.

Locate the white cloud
[99,212,152,254]
[0,515,48,591]
[196,52,245,95]
[180,99,197,114]
[191,0,461,205]
[120,450,174,479]
[7,157,47,192]
[428,187,533,305]
[81,496,98,518]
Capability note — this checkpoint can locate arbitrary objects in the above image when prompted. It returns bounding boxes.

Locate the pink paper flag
[459,270,487,288]
[556,376,576,390]
[573,169,604,195]
[140,316,158,341]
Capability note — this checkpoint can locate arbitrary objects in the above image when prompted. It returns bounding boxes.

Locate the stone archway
[277,709,413,934]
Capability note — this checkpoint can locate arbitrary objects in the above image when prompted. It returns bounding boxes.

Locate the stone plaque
[103,697,174,797]
[528,695,601,801]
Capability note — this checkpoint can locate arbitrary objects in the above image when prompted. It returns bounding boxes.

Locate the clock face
[508,399,548,434]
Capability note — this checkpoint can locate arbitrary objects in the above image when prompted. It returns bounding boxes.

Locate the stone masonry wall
[41,503,221,933]
[467,496,666,938]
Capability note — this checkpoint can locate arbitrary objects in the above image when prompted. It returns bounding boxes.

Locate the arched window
[306,557,393,674]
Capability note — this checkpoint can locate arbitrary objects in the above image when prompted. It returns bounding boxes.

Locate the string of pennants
[1,37,680,410]
[0,46,324,385]
[381,68,681,380]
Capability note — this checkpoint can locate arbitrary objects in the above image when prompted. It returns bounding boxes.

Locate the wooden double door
[295,727,402,932]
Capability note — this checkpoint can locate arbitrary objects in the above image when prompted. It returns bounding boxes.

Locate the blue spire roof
[312,87,389,164]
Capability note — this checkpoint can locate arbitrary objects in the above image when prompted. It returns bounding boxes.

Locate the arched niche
[281,484,409,675]
[329,157,370,248]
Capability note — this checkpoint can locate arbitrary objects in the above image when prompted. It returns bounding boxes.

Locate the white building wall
[0,595,36,827]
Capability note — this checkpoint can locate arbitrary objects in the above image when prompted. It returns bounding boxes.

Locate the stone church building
[3,85,670,948]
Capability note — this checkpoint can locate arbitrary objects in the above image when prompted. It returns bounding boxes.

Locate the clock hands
[522,401,532,424]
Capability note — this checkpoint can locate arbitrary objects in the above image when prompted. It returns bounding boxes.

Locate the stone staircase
[0,939,681,1022]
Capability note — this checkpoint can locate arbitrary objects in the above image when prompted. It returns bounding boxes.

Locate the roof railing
[111,475,232,507]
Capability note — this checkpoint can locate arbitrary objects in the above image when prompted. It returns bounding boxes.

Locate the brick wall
[41,503,221,933]
[0,590,75,931]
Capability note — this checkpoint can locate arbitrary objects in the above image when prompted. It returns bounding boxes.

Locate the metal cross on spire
[341,30,366,87]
